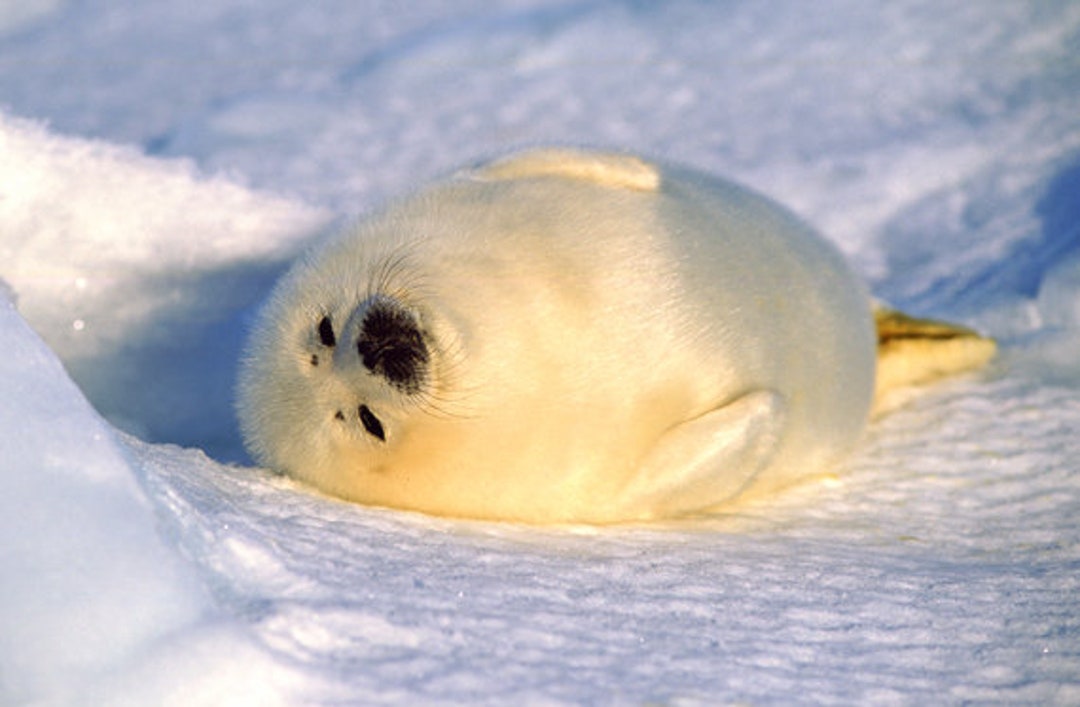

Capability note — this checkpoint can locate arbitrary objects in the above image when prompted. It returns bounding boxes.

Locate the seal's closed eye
[318,316,336,348]
[359,404,385,441]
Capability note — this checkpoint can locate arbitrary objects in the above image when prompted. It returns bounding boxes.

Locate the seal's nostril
[357,338,375,367]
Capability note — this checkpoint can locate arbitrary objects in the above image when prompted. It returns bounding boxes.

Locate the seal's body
[237,149,989,523]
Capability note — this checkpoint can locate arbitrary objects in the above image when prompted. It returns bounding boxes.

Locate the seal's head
[237,242,450,501]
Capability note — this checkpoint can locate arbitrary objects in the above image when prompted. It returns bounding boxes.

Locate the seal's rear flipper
[873,306,996,413]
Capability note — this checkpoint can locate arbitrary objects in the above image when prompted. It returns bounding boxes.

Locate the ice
[1,0,1079,703]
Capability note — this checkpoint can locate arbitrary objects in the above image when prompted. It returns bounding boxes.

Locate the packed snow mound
[2,0,1080,704]
[0,112,330,458]
[0,288,309,706]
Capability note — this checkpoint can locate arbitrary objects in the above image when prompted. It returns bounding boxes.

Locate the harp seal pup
[237,148,994,524]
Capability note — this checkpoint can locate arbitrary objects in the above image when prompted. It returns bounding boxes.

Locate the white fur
[237,149,876,523]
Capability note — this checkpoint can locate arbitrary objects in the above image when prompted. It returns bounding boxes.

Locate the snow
[0,287,306,705]
[2,0,1079,703]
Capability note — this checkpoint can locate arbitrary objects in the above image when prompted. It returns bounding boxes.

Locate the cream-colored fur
[237,148,989,523]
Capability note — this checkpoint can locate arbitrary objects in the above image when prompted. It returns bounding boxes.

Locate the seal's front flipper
[618,390,786,520]
[873,306,996,412]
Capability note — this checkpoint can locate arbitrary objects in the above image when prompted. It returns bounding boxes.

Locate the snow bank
[0,287,307,706]
[0,113,330,458]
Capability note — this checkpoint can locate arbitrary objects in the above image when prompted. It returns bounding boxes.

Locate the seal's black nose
[356,297,429,394]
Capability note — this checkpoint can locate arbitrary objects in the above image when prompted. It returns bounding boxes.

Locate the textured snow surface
[2,1,1080,704]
